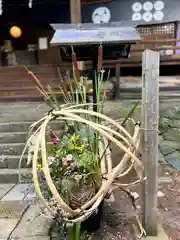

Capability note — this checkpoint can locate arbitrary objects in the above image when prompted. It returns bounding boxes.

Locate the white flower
[66,154,73,161]
[47,156,56,165]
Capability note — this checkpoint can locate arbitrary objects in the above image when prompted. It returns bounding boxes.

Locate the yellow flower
[71,144,76,149]
[37,164,42,172]
[72,144,84,152]
[79,145,84,152]
[71,135,78,142]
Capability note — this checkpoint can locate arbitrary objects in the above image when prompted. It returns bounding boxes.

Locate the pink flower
[50,132,59,145]
[70,162,76,171]
[63,158,68,167]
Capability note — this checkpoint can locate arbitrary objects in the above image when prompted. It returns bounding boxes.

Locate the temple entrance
[0,21,56,66]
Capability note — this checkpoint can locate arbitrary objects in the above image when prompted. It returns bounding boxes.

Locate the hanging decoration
[0,0,3,16]
[28,0,33,8]
[10,26,22,38]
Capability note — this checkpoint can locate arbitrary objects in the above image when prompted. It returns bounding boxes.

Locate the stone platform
[0,183,52,240]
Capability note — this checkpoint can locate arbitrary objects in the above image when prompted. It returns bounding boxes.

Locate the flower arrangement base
[81,200,104,232]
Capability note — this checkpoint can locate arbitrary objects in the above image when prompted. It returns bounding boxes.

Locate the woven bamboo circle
[20,104,144,223]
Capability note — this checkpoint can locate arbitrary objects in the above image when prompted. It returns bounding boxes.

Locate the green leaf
[47,85,59,109]
[121,101,139,126]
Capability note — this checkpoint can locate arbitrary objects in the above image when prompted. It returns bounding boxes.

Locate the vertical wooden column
[70,0,81,23]
[115,62,121,98]
[70,0,85,70]
[141,49,159,236]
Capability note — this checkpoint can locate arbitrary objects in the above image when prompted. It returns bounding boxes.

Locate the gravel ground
[86,164,180,240]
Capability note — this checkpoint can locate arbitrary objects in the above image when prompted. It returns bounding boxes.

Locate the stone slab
[163,129,180,142]
[1,184,30,201]
[0,184,35,218]
[133,225,169,240]
[10,237,50,240]
[0,201,29,219]
[11,205,53,238]
[0,184,14,200]
[159,141,180,155]
[165,151,180,170]
[0,218,20,239]
[158,150,166,164]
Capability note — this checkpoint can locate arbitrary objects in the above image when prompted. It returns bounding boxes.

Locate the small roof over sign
[50,22,141,46]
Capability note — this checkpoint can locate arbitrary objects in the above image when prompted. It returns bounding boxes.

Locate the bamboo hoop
[20,106,144,226]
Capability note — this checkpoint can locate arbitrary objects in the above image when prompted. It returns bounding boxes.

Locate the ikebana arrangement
[19,45,146,239]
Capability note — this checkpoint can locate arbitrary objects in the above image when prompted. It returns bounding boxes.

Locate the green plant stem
[75,222,81,240]
[67,223,74,240]
[121,101,139,127]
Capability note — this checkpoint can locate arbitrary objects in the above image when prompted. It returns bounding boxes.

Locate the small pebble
[131,192,139,200]
[158,191,165,198]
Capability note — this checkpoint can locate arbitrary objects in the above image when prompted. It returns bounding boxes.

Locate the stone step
[0,141,55,156]
[0,143,26,155]
[0,112,48,122]
[0,132,29,144]
[0,103,49,122]
[0,168,32,183]
[0,128,64,143]
[0,155,28,169]
[0,122,32,133]
[0,121,64,133]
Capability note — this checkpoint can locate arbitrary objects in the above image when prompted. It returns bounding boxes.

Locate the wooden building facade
[1,0,180,101]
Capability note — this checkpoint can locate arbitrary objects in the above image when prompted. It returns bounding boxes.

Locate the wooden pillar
[70,0,81,23]
[115,62,121,98]
[70,0,85,70]
[141,49,159,236]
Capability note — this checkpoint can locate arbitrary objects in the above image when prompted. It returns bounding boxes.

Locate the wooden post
[141,49,159,236]
[70,0,81,23]
[115,62,121,98]
[70,0,85,70]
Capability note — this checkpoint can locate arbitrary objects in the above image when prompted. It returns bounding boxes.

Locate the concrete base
[134,225,169,240]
